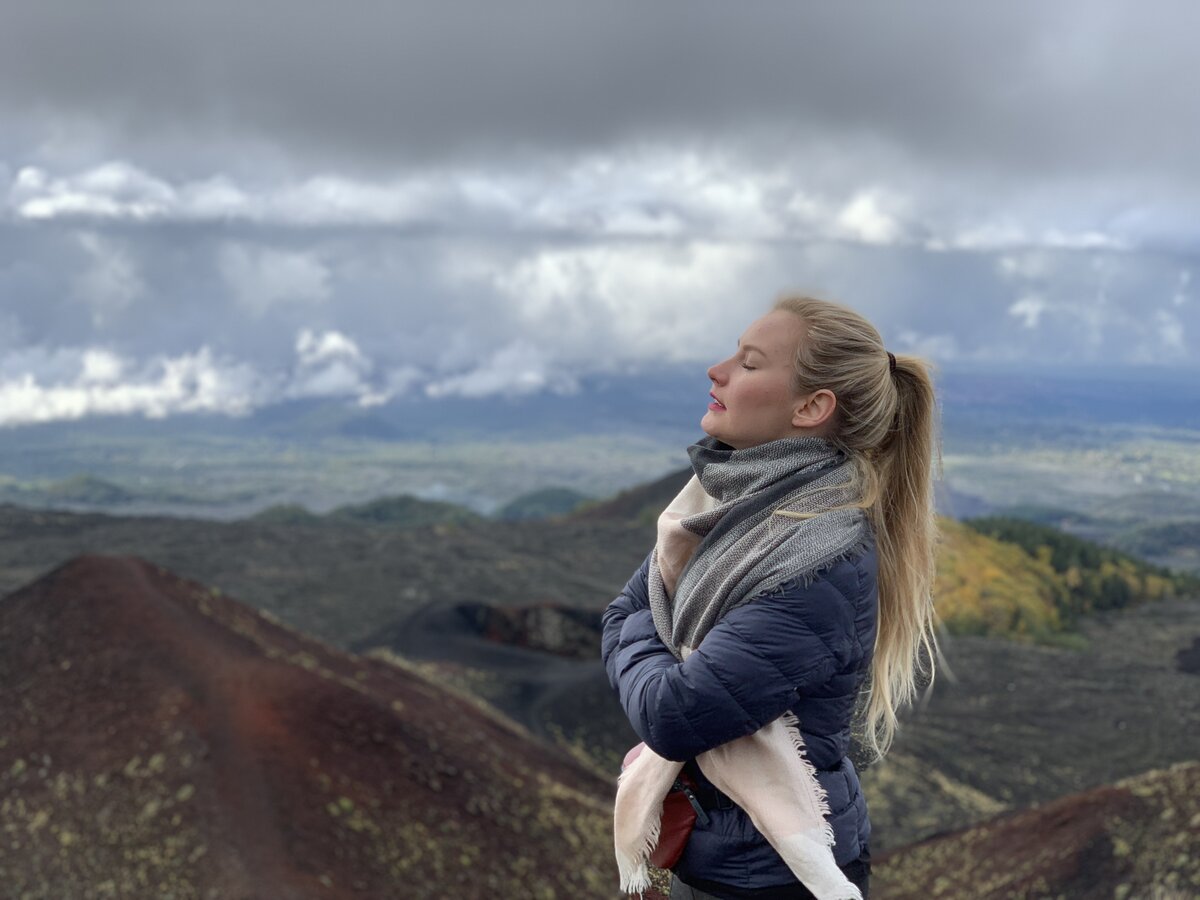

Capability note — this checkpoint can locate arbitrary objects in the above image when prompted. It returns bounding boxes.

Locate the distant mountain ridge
[253,494,483,528]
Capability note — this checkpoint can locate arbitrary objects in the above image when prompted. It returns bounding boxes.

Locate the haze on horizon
[2,0,1198,427]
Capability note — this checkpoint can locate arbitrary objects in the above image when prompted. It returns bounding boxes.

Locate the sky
[1,1,1198,426]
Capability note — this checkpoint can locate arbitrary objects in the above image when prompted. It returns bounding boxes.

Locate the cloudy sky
[2,1,1197,426]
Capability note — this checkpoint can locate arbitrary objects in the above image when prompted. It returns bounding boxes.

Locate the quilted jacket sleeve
[601,554,861,762]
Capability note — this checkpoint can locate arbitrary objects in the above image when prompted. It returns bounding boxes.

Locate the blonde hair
[773,295,942,764]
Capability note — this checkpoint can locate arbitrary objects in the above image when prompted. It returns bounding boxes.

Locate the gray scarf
[649,435,871,654]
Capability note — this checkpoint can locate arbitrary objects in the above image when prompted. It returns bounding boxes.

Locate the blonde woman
[602,297,941,899]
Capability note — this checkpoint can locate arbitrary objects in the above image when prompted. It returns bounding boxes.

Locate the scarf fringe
[780,711,838,849]
[614,751,671,896]
[758,533,875,596]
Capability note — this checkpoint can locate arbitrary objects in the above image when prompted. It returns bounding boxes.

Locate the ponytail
[773,296,943,763]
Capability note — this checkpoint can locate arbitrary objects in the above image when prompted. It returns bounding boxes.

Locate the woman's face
[701,310,810,450]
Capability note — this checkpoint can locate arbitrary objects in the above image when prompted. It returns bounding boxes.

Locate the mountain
[874,760,1200,899]
[0,503,655,649]
[352,601,638,777]
[0,556,616,899]
[1114,518,1200,570]
[572,466,692,525]
[327,494,482,527]
[496,487,592,521]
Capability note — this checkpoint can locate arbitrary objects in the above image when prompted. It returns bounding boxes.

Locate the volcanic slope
[0,555,616,900]
[874,760,1200,900]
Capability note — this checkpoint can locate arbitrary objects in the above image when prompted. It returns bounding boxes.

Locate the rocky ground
[0,556,619,899]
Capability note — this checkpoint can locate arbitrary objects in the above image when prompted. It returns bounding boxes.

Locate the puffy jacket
[601,539,879,890]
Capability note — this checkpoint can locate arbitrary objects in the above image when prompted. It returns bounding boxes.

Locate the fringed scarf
[614,436,870,900]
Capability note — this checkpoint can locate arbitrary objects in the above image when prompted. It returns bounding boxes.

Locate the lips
[708,392,727,411]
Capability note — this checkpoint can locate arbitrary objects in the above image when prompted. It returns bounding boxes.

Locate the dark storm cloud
[2,0,1198,178]
[2,1,1198,425]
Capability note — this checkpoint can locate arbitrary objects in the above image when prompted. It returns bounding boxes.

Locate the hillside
[354,586,1200,856]
[874,760,1200,899]
[1115,518,1200,567]
[0,556,616,899]
[966,516,1198,615]
[1,473,1197,880]
[934,516,1198,643]
[858,593,1200,852]
[935,518,1071,640]
[497,487,592,521]
[572,466,692,525]
[0,503,655,649]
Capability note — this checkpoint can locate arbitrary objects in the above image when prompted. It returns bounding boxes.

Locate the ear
[792,389,837,429]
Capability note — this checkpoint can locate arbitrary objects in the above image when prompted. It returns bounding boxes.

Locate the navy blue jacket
[601,541,879,890]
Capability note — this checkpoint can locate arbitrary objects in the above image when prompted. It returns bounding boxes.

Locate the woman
[601,296,941,899]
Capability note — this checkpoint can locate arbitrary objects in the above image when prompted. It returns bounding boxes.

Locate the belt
[687,761,842,813]
[685,780,735,812]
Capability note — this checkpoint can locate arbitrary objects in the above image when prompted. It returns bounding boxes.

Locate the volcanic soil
[0,555,620,899]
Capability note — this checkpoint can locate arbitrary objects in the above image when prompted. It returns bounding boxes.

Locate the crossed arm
[600,553,858,762]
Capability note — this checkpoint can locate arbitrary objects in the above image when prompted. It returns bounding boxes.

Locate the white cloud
[11,155,1154,258]
[359,365,423,407]
[1174,269,1191,307]
[73,232,144,324]
[835,191,904,245]
[0,331,409,426]
[78,348,124,384]
[894,330,960,362]
[0,346,270,426]
[1008,295,1048,329]
[288,328,373,399]
[218,244,330,315]
[295,329,364,367]
[933,222,1126,253]
[11,162,175,220]
[492,241,765,364]
[997,252,1053,281]
[8,163,441,227]
[425,340,570,399]
[1154,309,1185,352]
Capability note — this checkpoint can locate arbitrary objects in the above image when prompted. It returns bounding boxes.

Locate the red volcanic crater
[0,555,619,899]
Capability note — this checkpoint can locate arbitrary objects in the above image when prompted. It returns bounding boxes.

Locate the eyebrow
[737,342,767,356]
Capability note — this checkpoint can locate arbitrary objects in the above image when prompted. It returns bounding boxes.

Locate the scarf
[614,436,870,900]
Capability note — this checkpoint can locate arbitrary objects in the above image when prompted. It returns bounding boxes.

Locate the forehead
[740,310,804,357]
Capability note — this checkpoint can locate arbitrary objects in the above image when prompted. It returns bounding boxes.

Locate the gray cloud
[1,1,1198,426]
[2,1,1198,177]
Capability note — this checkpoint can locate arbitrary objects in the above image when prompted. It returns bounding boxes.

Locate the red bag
[622,742,708,870]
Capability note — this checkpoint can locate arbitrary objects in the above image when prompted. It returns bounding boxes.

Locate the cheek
[742,381,793,416]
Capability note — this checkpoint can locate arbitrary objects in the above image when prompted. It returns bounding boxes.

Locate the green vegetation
[328,495,481,528]
[963,516,1199,625]
[991,504,1097,527]
[935,519,1070,640]
[40,474,137,504]
[249,503,324,525]
[250,496,482,529]
[497,487,591,521]
[1114,519,1200,558]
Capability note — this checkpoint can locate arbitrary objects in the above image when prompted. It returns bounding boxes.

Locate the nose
[708,356,731,385]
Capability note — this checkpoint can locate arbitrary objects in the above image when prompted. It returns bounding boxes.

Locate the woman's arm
[603,571,860,762]
[601,552,655,692]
